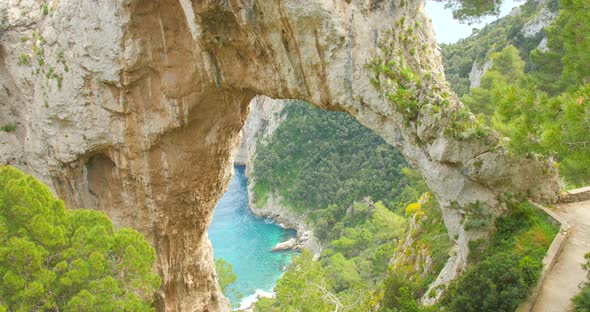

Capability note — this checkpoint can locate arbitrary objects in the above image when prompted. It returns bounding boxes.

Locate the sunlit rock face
[0,0,560,310]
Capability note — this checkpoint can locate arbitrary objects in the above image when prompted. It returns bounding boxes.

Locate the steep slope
[233,96,284,176]
[0,0,560,310]
[442,0,559,96]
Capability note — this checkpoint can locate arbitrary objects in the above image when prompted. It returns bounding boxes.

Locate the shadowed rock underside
[0,0,560,310]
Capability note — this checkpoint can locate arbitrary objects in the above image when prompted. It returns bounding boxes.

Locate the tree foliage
[253,101,408,213]
[434,0,504,24]
[443,201,557,311]
[215,258,237,293]
[250,97,452,311]
[441,0,557,96]
[463,44,590,185]
[453,0,590,186]
[444,252,540,312]
[257,250,336,312]
[255,170,451,312]
[572,252,590,311]
[0,166,160,311]
[214,258,241,307]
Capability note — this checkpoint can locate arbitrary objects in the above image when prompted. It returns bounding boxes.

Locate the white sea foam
[238,289,276,310]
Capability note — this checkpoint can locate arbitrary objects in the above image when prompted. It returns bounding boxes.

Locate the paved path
[532,200,590,312]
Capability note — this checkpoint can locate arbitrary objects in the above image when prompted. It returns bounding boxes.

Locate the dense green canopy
[0,166,160,312]
[253,101,408,212]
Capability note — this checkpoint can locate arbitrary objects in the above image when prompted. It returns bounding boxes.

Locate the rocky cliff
[233,95,284,177]
[0,0,560,311]
[465,0,558,89]
[233,96,322,256]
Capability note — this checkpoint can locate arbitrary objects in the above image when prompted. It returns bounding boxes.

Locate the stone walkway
[532,199,590,312]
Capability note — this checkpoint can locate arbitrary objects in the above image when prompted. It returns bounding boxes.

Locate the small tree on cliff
[215,258,237,293]
[0,166,161,312]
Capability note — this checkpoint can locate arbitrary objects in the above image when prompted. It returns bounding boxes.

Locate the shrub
[0,123,16,132]
[444,252,541,312]
[382,272,415,309]
[16,54,30,66]
[572,253,590,311]
[405,202,422,216]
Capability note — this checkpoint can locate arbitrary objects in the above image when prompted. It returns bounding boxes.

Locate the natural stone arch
[0,0,560,311]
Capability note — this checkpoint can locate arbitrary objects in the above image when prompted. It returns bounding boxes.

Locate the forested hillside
[255,168,453,311]
[444,0,589,186]
[248,101,453,310]
[248,0,588,310]
[253,101,409,213]
[441,0,559,96]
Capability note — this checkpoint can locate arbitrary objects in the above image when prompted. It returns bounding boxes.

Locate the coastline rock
[271,229,319,252]
[247,189,323,257]
[236,96,322,256]
[271,238,297,251]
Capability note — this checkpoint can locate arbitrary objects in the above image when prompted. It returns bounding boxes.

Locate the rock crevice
[0,0,560,311]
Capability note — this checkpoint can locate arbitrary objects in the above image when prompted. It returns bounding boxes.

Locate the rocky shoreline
[245,178,322,257]
[231,96,321,311]
[232,96,322,257]
[236,171,322,312]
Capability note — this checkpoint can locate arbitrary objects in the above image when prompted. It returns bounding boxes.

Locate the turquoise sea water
[208,165,296,307]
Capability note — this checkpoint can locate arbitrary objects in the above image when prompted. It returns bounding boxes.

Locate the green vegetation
[17,31,66,91]
[0,123,16,133]
[572,252,590,311]
[443,201,558,311]
[254,101,408,212]
[215,258,237,293]
[256,249,340,311]
[445,252,538,312]
[215,258,241,307]
[251,1,578,310]
[444,0,590,186]
[367,16,492,141]
[251,99,452,311]
[434,0,521,24]
[367,16,439,127]
[255,200,410,311]
[381,193,451,311]
[0,166,160,311]
[464,44,589,185]
[255,169,450,311]
[16,53,31,66]
[441,0,559,96]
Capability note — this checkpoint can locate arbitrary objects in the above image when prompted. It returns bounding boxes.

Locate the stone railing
[560,186,590,203]
[516,202,571,312]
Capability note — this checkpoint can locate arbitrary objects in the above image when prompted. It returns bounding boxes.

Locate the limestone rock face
[233,95,284,176]
[0,0,560,311]
[521,6,558,39]
[469,59,493,89]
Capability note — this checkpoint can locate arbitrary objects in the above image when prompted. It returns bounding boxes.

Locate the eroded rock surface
[0,0,560,311]
[233,95,284,176]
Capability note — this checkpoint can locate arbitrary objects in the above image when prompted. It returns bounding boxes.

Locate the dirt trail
[532,200,590,312]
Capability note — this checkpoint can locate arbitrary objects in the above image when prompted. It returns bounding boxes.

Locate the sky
[425,0,523,44]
